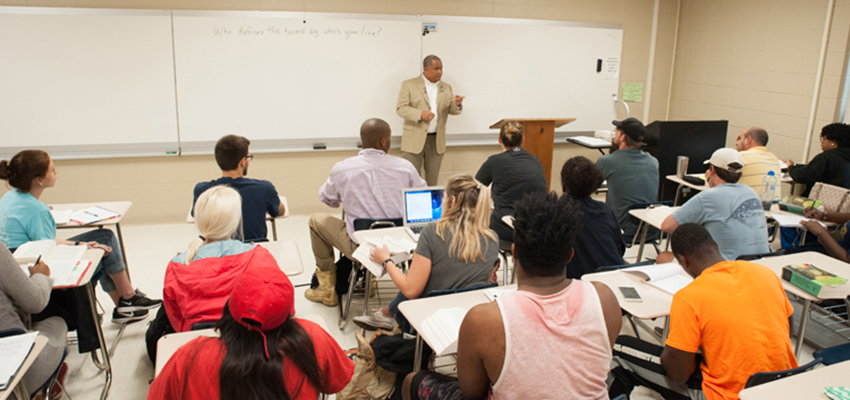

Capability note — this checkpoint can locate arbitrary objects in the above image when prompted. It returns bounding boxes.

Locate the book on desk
[781,264,849,298]
[623,263,693,296]
[13,240,93,288]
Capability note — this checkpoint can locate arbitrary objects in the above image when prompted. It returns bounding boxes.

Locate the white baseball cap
[703,148,745,173]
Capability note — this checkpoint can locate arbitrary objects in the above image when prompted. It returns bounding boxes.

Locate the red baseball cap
[228,266,295,357]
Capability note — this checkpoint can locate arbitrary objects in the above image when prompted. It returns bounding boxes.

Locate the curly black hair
[821,123,850,148]
[560,156,604,198]
[513,192,583,277]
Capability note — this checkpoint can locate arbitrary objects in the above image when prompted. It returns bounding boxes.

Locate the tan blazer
[396,76,462,154]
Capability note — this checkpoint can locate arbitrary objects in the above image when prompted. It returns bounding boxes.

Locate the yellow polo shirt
[739,146,781,195]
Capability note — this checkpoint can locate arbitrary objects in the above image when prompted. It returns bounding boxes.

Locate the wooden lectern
[489,118,576,189]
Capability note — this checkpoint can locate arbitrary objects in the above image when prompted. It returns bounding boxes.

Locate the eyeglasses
[245,154,254,160]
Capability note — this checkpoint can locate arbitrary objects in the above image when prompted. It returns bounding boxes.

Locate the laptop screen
[404,188,444,224]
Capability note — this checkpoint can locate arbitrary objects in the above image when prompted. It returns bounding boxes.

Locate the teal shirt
[0,190,56,249]
[171,240,254,264]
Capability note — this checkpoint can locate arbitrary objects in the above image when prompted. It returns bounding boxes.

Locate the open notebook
[419,307,468,356]
[351,236,415,277]
[0,331,38,390]
[623,263,693,296]
[13,240,93,288]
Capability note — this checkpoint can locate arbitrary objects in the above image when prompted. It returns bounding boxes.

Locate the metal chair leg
[85,284,112,400]
[338,264,359,329]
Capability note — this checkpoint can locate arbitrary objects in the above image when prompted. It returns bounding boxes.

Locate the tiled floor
[53,215,815,400]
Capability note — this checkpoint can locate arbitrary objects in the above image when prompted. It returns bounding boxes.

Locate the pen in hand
[35,255,42,265]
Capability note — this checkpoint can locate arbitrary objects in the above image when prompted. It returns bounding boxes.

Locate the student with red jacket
[149,266,354,400]
[145,185,279,362]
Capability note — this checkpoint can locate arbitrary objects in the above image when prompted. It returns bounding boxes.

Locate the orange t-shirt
[665,260,798,400]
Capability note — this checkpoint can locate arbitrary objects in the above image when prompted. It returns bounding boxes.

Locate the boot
[305,269,339,307]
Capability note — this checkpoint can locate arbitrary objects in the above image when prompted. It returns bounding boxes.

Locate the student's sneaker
[116,290,162,313]
[353,310,395,331]
[111,308,149,324]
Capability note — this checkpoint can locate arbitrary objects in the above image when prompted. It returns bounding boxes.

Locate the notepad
[0,331,38,390]
[13,240,92,287]
[419,307,467,356]
[624,263,693,296]
[70,206,121,225]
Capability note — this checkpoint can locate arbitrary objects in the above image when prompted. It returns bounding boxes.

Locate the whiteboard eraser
[313,144,327,150]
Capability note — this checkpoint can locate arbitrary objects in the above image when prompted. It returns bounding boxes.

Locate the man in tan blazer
[396,55,465,185]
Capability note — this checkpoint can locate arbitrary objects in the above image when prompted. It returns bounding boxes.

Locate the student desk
[398,286,515,372]
[738,360,850,400]
[628,206,679,262]
[350,227,413,322]
[186,196,289,241]
[257,240,304,276]
[665,174,708,206]
[0,335,48,400]
[587,252,850,358]
[566,136,612,155]
[746,252,850,357]
[30,248,113,400]
[154,314,330,376]
[583,268,682,342]
[51,201,132,273]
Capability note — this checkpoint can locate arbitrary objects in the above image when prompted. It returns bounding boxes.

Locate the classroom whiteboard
[172,11,421,153]
[421,16,622,136]
[0,8,178,158]
[0,7,623,158]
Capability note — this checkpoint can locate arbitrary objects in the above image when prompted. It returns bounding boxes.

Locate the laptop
[402,186,445,241]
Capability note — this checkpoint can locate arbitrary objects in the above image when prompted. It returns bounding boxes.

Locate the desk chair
[744,357,820,388]
[338,218,404,330]
[627,201,673,256]
[411,282,499,372]
[813,342,850,366]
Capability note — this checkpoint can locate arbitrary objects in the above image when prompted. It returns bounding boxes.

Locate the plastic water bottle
[760,170,778,211]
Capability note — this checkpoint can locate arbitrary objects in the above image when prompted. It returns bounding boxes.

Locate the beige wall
[668,0,850,160]
[0,0,673,224]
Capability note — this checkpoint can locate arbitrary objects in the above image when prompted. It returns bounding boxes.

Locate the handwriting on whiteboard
[213,25,384,39]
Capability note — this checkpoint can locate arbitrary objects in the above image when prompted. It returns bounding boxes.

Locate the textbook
[781,264,849,298]
[70,206,121,225]
[13,240,93,287]
[352,236,415,277]
[0,331,38,390]
[623,262,693,296]
[419,307,467,356]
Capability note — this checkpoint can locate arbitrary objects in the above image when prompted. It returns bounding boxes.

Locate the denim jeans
[69,228,126,293]
[388,292,413,334]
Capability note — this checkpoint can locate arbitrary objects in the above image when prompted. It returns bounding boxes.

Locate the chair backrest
[813,342,850,366]
[595,259,655,273]
[423,282,499,298]
[744,357,821,388]
[353,218,404,232]
[736,249,787,261]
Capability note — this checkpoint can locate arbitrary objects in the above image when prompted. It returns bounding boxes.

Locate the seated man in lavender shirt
[305,118,427,307]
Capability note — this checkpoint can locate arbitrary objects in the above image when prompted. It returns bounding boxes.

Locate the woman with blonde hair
[354,175,499,332]
[145,185,280,362]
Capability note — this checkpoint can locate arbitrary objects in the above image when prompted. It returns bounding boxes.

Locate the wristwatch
[381,258,394,268]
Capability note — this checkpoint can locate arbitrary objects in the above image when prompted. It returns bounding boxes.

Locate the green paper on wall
[622,83,642,102]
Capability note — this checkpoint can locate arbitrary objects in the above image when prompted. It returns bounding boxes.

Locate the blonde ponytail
[184,185,242,263]
[436,175,496,262]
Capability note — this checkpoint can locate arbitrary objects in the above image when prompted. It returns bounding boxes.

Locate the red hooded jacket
[163,246,279,332]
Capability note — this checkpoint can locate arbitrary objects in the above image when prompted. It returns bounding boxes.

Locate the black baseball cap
[612,118,646,142]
